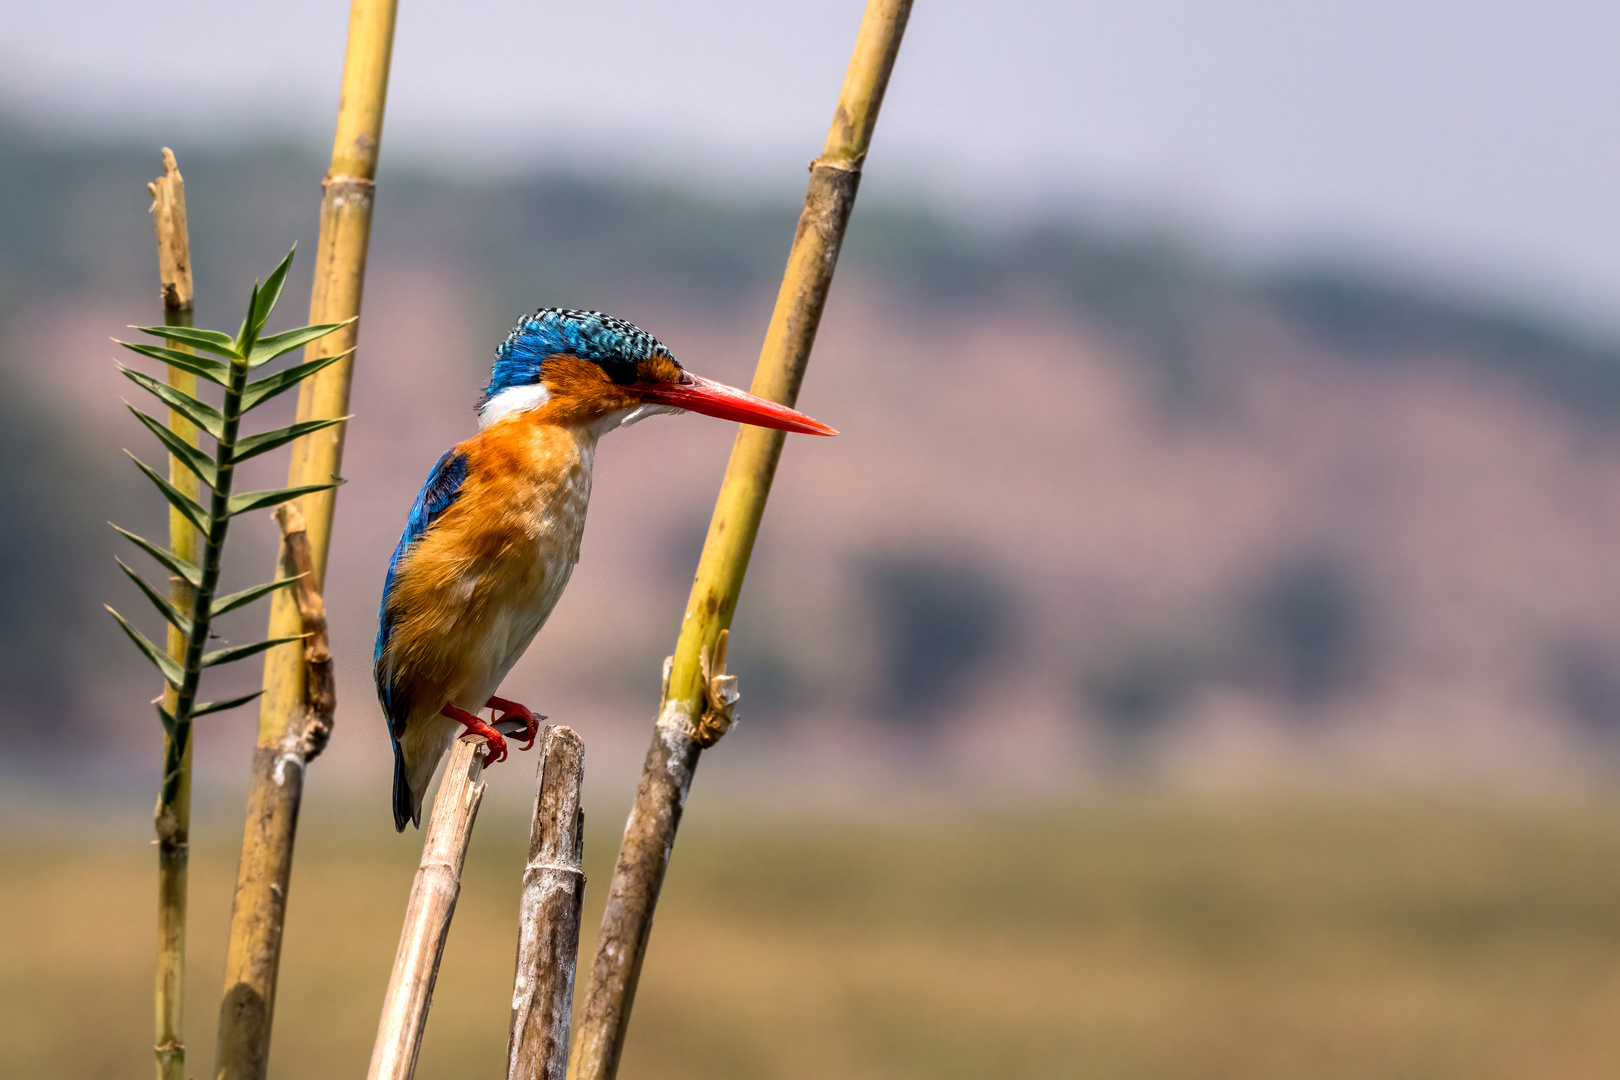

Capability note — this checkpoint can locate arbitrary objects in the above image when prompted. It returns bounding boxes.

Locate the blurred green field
[8,790,1620,1079]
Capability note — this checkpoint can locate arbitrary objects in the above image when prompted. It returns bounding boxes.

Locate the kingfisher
[375,308,834,830]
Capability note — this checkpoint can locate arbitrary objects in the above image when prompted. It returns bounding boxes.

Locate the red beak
[638,373,837,436]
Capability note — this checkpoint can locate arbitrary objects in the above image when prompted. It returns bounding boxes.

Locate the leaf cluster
[106,248,353,736]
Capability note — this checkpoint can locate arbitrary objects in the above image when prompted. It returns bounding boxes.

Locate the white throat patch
[478,384,550,429]
[580,402,684,440]
[615,401,684,429]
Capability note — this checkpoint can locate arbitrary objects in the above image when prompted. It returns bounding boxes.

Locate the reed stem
[568,4,912,1077]
[149,147,198,1080]
[507,727,587,1080]
[215,3,397,1076]
[367,737,489,1080]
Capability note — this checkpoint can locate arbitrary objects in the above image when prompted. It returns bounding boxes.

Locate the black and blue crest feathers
[482,308,676,404]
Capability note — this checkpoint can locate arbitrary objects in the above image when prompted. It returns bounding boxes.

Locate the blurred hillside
[6,120,1620,788]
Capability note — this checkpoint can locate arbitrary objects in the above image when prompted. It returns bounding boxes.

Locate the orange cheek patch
[531,355,643,425]
[637,354,684,385]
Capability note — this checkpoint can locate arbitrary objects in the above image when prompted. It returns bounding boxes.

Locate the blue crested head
[482,308,676,403]
[471,305,835,437]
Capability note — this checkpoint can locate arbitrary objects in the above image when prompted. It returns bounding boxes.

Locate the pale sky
[5,0,1620,319]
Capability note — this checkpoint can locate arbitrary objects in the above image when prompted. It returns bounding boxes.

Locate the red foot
[487,695,544,752]
[440,703,508,765]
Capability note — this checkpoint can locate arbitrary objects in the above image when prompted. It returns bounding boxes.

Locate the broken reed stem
[367,737,489,1080]
[507,727,587,1080]
[215,1,397,1075]
[149,147,198,1080]
[568,3,912,1078]
[272,503,335,762]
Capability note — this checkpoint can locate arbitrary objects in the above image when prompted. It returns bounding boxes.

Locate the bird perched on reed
[375,308,834,830]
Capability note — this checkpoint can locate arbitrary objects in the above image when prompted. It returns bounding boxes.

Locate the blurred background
[7,1,1620,1076]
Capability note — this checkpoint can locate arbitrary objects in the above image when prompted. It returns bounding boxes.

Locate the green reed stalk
[568,4,913,1077]
[147,147,199,1080]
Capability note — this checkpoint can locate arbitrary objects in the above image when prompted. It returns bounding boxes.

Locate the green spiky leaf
[130,324,241,360]
[106,605,185,687]
[111,524,201,587]
[156,702,178,737]
[210,576,300,619]
[234,251,293,357]
[240,350,351,411]
[202,635,304,669]
[249,250,298,338]
[115,557,193,637]
[192,691,266,718]
[116,340,229,386]
[127,406,217,488]
[226,482,336,518]
[247,319,352,368]
[119,365,225,440]
[229,417,348,466]
[127,452,211,534]
[237,285,262,356]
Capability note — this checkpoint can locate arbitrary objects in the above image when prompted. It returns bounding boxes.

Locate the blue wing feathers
[375,448,468,728]
[377,449,468,831]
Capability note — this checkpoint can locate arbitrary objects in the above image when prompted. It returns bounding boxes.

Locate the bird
[375,308,835,830]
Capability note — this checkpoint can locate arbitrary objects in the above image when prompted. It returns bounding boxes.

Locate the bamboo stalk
[507,726,587,1080]
[215,2,397,1075]
[367,736,490,1080]
[568,4,912,1077]
[149,147,199,1080]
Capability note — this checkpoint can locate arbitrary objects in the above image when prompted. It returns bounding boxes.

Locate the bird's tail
[391,742,419,832]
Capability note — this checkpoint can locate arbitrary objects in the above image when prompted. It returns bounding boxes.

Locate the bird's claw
[487,696,545,752]
[466,716,509,765]
[441,703,509,765]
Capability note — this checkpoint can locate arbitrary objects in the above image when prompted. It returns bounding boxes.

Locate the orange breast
[382,415,597,716]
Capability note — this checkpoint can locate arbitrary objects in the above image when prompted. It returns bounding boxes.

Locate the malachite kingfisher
[375,308,835,830]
